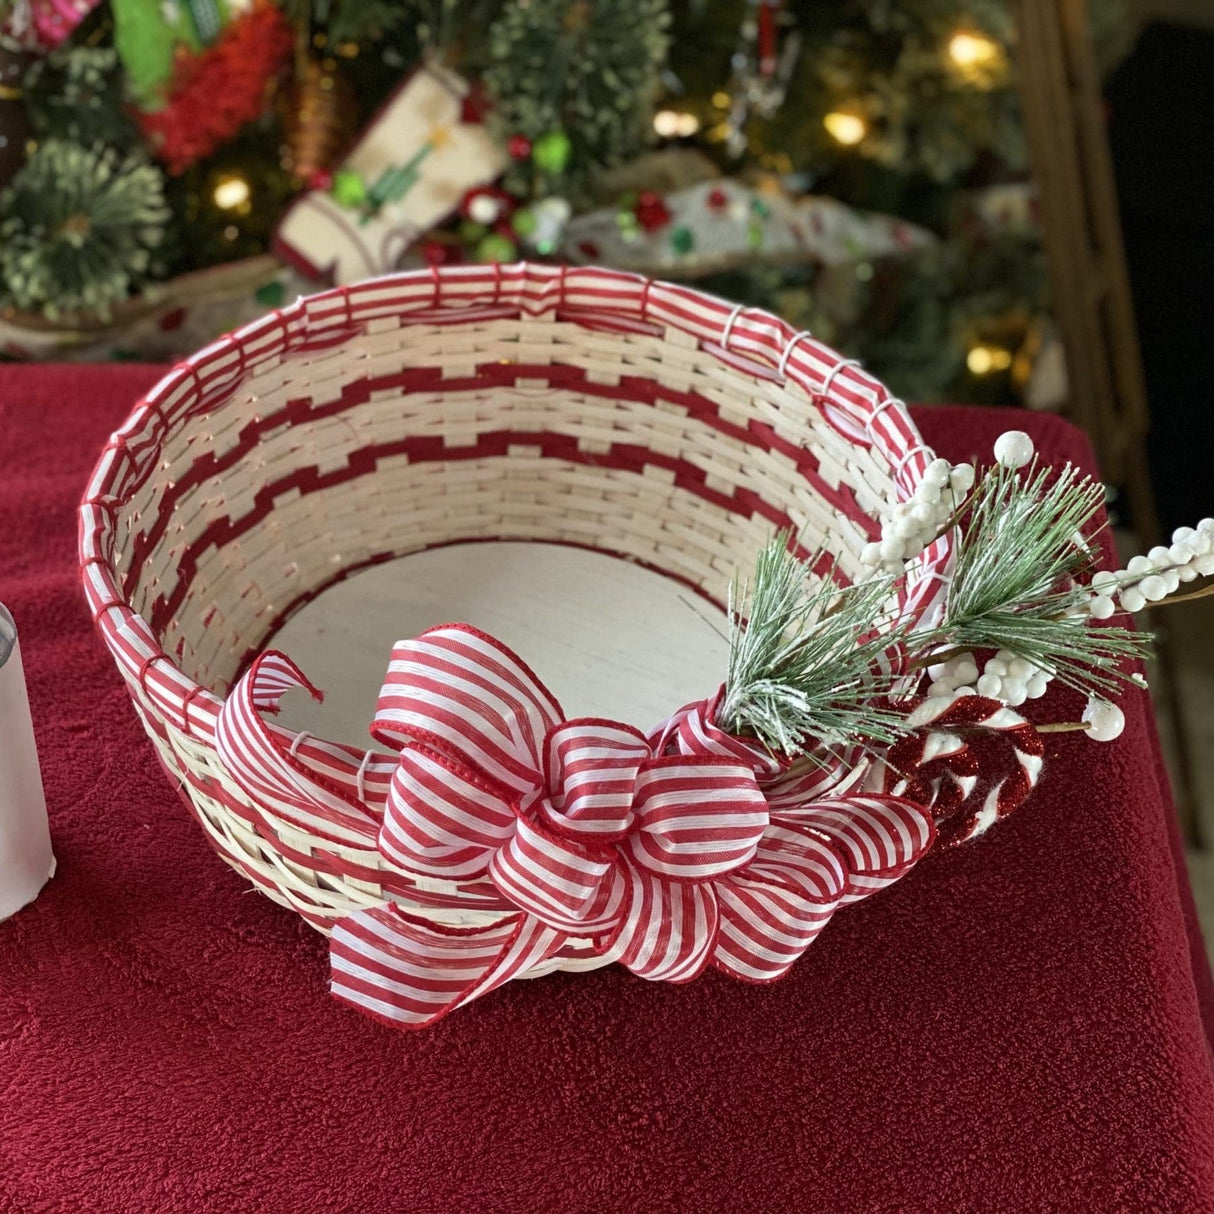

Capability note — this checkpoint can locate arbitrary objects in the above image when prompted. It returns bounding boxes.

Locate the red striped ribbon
[218,624,937,1028]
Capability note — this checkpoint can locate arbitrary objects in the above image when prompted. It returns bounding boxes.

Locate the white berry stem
[1125,578,1214,610]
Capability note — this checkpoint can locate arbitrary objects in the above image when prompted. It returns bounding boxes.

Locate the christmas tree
[0,0,1129,403]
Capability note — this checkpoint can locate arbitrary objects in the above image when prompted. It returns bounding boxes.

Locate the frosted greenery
[942,459,1152,693]
[0,141,169,319]
[718,535,919,756]
[721,460,1152,756]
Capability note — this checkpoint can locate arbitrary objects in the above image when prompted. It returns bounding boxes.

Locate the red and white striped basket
[81,263,974,1029]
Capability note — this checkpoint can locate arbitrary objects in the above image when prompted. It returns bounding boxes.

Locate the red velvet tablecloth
[2,365,1213,1212]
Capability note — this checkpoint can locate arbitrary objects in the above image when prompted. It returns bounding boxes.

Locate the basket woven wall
[79,263,950,975]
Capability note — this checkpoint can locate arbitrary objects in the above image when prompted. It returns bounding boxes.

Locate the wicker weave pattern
[80,264,949,943]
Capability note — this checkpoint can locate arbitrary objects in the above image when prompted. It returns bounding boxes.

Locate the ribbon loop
[372,625,563,795]
[540,718,650,838]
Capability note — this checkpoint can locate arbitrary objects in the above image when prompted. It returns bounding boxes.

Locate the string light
[967,344,1013,375]
[653,109,701,138]
[948,31,1002,69]
[947,30,1007,86]
[823,111,866,146]
[212,174,252,213]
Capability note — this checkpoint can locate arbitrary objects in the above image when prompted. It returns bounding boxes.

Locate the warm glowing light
[946,30,1005,81]
[712,91,731,109]
[823,111,867,146]
[653,109,701,138]
[967,344,1013,375]
[212,175,251,211]
[948,31,1002,69]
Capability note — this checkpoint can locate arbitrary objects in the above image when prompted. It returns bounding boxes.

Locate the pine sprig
[484,0,671,198]
[718,534,916,757]
[947,458,1102,616]
[943,459,1152,691]
[0,141,169,319]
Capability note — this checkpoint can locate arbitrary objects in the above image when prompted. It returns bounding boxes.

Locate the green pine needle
[719,459,1156,759]
[947,458,1102,617]
[944,458,1152,692]
[718,533,917,757]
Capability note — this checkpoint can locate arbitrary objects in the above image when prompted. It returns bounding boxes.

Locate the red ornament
[577,240,601,259]
[706,187,729,213]
[136,0,294,175]
[158,307,187,332]
[634,190,672,233]
[307,167,334,192]
[421,240,458,267]
[507,133,533,160]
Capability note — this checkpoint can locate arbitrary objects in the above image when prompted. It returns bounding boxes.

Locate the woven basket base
[266,540,731,748]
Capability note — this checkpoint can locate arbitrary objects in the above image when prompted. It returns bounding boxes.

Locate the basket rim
[78,261,952,751]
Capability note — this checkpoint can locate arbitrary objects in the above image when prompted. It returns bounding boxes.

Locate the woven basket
[80,263,954,1024]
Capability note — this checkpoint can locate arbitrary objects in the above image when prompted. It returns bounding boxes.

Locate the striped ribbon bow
[218,624,936,1029]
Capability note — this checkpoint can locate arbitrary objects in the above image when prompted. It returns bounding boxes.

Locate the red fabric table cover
[2,364,1213,1212]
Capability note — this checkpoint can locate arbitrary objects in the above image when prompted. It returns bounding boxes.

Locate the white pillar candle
[0,604,54,920]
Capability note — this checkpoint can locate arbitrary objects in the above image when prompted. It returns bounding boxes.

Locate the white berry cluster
[927,649,1053,707]
[861,458,976,573]
[1086,518,1214,616]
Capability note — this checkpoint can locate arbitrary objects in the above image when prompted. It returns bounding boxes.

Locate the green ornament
[615,207,639,236]
[670,225,695,255]
[532,130,572,175]
[511,208,537,237]
[747,219,764,250]
[330,169,366,209]
[475,233,517,263]
[749,197,771,219]
[255,279,286,308]
[459,219,488,244]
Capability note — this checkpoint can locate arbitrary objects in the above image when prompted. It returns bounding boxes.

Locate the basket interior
[97,280,920,703]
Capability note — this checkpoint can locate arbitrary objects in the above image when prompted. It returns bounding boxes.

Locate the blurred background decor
[0,0,1109,413]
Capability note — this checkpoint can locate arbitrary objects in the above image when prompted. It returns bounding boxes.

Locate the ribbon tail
[216,650,379,847]
[329,904,563,1029]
